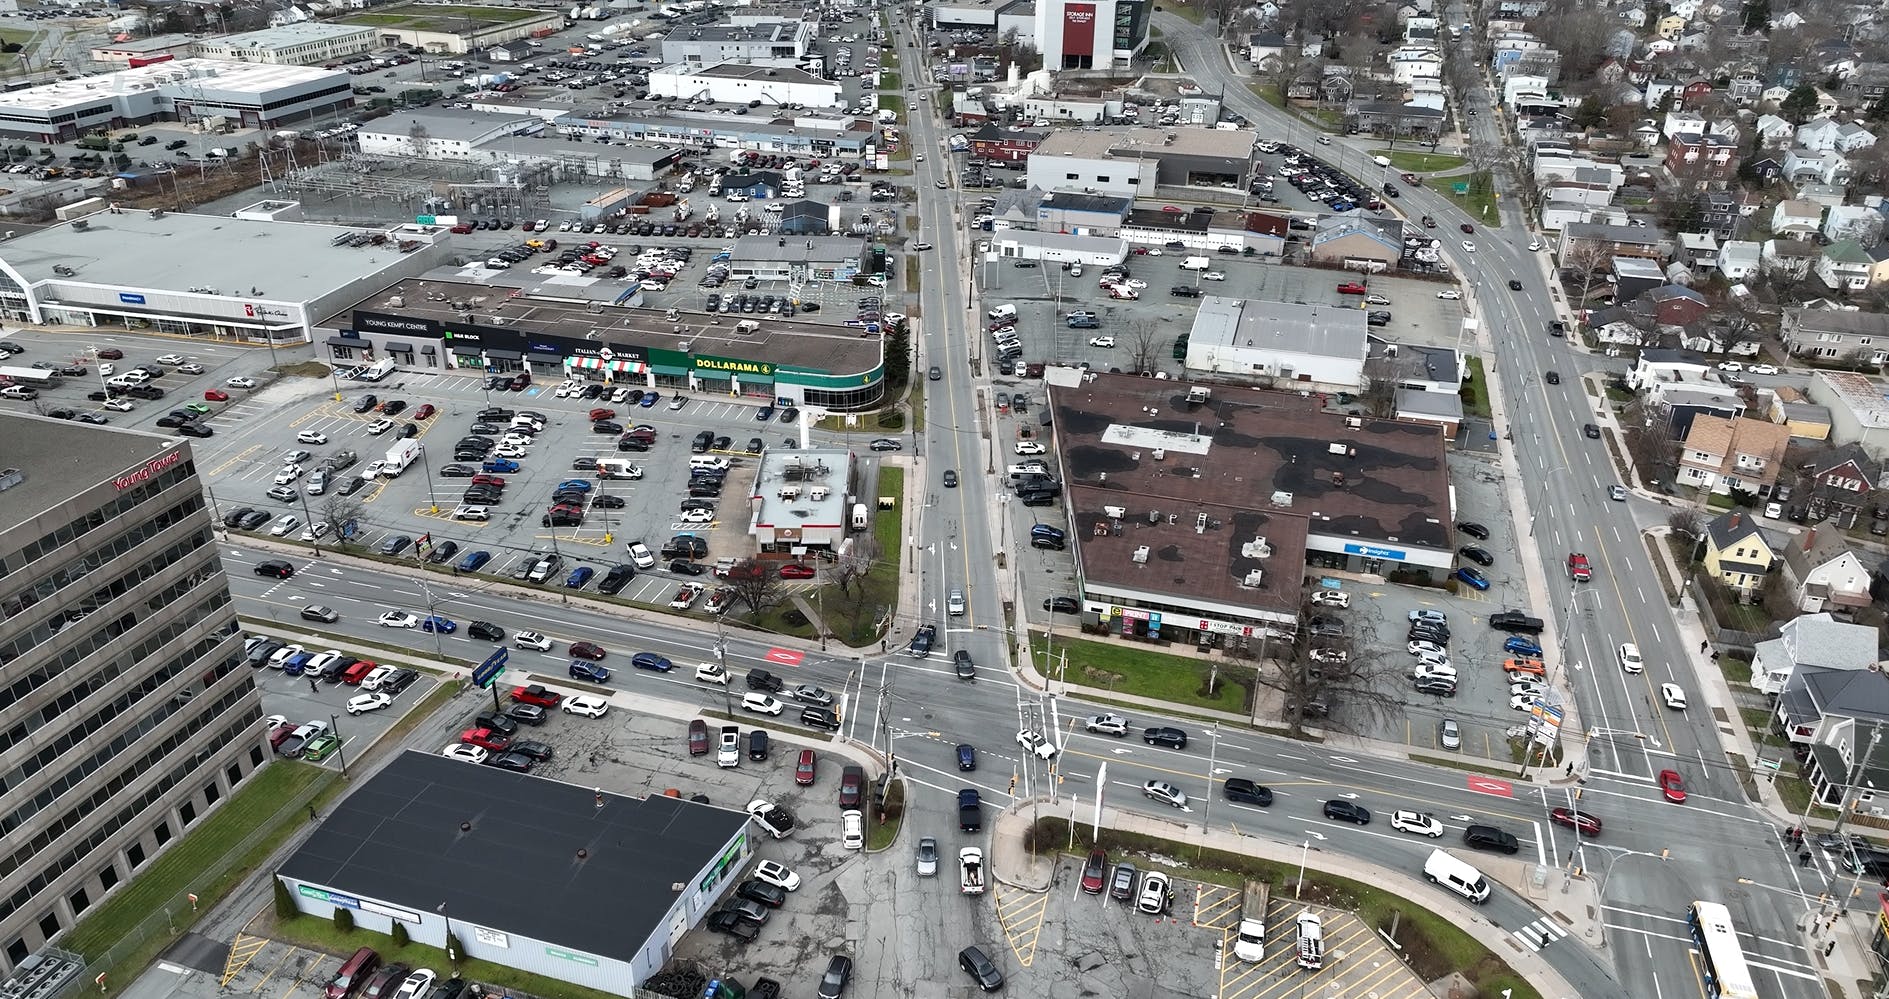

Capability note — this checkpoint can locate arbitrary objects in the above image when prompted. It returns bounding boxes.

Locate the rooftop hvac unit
[1151,448,1165,460]
[810,486,828,500]
[1131,545,1150,563]
[1195,512,1208,533]
[1146,509,1160,524]
[388,295,405,308]
[1327,442,1349,456]
[1345,416,1362,429]
[1242,569,1264,587]
[1103,505,1126,519]
[1270,490,1293,506]
[1241,536,1272,559]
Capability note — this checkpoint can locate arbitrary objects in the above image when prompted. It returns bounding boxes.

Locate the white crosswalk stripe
[1511,917,1569,951]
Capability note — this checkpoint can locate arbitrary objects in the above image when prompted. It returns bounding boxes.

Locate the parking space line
[218,933,271,987]
[991,884,1048,968]
[1191,882,1242,930]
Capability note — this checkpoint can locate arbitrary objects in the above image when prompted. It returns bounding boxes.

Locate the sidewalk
[986,796,1589,999]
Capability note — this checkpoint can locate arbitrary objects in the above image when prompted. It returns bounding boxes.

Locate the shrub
[333,907,354,933]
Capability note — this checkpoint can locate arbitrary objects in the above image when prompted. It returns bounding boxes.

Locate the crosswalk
[1512,914,1569,951]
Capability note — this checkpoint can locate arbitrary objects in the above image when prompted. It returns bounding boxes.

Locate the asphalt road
[1158,13,1827,998]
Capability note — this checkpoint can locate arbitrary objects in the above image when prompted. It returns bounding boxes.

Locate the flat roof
[196,22,376,49]
[2,211,425,303]
[1032,125,1259,163]
[732,234,863,264]
[277,751,749,965]
[361,110,531,143]
[666,21,803,42]
[0,59,340,111]
[1052,376,1451,612]
[691,64,828,86]
[326,279,883,375]
[1190,295,1367,362]
[751,449,850,530]
[94,34,195,53]
[0,413,181,518]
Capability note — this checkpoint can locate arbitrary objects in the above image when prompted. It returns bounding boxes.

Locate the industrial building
[189,24,378,66]
[336,2,564,54]
[0,416,263,971]
[646,64,851,109]
[1025,126,1257,198]
[658,19,818,67]
[356,111,547,160]
[0,59,352,141]
[1184,296,1367,392]
[1046,373,1455,647]
[277,752,754,998]
[554,106,880,158]
[0,207,451,345]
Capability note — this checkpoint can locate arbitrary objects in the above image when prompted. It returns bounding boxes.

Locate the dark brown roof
[1050,375,1450,616]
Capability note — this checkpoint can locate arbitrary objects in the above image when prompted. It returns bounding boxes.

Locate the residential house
[1769,393,1834,440]
[1823,205,1881,244]
[1246,32,1288,71]
[1782,528,1876,614]
[1772,200,1826,238]
[1655,12,1688,39]
[1753,114,1795,147]
[1695,191,1739,239]
[1678,416,1792,497]
[1389,46,1443,84]
[1701,508,1783,594]
[1758,610,1882,696]
[1817,239,1873,292]
[1645,77,1681,107]
[1744,152,1786,183]
[968,124,1047,164]
[1646,284,1713,325]
[1680,77,1715,107]
[1796,119,1848,152]
[1869,244,1889,289]
[1718,239,1762,280]
[1806,441,1881,512]
[1664,110,1708,139]
[1785,147,1854,186]
[1836,122,1878,153]
[1784,309,1889,362]
[1558,221,1664,261]
[1763,238,1820,280]
[1679,232,1720,269]
[1667,132,1740,182]
[1729,69,1765,105]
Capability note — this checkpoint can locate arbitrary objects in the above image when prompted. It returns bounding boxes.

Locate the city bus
[1687,900,1760,999]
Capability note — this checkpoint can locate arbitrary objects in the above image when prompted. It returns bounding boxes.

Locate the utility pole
[1830,721,1883,840]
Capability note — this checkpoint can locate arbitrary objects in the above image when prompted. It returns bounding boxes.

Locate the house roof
[1782,524,1866,579]
[1826,239,1874,265]
[1784,612,1881,670]
[1798,664,1889,722]
[1813,441,1881,483]
[1705,508,1766,549]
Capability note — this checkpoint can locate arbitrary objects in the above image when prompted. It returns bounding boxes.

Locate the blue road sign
[472,647,509,688]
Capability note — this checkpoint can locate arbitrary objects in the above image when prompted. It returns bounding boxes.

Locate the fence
[1688,577,1782,653]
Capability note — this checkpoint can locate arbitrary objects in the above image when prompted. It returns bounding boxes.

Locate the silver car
[1439,719,1461,751]
[916,836,939,876]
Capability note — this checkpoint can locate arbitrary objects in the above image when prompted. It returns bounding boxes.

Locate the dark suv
[1462,824,1521,854]
[746,668,785,693]
[1322,799,1371,824]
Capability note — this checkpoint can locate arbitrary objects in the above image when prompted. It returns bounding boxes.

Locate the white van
[596,458,643,480]
[987,304,1016,322]
[1178,256,1211,271]
[1423,848,1491,903]
[689,455,730,471]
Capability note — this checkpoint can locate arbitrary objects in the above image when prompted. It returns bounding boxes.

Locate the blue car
[421,615,457,633]
[458,550,492,572]
[555,479,593,494]
[631,652,673,672]
[1453,567,1490,591]
[755,406,773,421]
[639,391,660,407]
[956,743,976,771]
[569,661,611,683]
[482,458,520,473]
[282,651,315,676]
[1503,636,1543,657]
[566,566,595,588]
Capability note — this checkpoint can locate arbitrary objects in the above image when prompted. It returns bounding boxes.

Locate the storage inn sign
[696,355,775,376]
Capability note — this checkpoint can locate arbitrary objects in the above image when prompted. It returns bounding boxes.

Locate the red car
[588,407,617,421]
[511,684,563,708]
[1658,769,1687,803]
[96,347,124,360]
[414,404,436,420]
[779,564,816,579]
[1549,807,1603,837]
[459,727,511,751]
[1079,848,1108,894]
[795,748,817,785]
[470,474,506,487]
[688,719,709,756]
[1336,282,1368,295]
[203,389,230,402]
[1459,223,1475,234]
[569,640,607,661]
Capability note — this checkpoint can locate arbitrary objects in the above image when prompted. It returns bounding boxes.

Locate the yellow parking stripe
[992,885,1048,968]
[218,933,270,987]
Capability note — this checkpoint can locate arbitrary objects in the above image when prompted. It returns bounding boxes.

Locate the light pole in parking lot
[415,442,439,514]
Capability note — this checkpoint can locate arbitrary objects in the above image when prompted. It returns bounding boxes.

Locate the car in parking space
[1458,545,1494,566]
[1550,807,1603,837]
[706,910,761,941]
[1136,870,1172,914]
[816,955,852,999]
[1322,799,1371,824]
[1439,719,1462,750]
[795,748,818,785]
[737,879,788,908]
[1310,589,1349,607]
[958,946,1004,992]
[1435,289,1461,300]
[457,551,492,572]
[1502,657,1546,675]
[752,859,802,893]
[1503,636,1543,657]
[1108,862,1138,901]
[1142,726,1187,748]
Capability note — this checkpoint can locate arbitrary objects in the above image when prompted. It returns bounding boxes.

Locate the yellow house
[1867,242,1889,289]
[1702,509,1781,595]
[1656,13,1688,38]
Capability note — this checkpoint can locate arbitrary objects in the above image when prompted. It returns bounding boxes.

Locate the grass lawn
[753,466,905,647]
[0,27,36,64]
[879,94,906,115]
[271,916,626,999]
[1719,655,1752,689]
[1369,149,1465,173]
[879,70,902,91]
[68,762,344,983]
[1461,355,1491,418]
[1441,177,1501,227]
[1030,630,1247,712]
[1034,819,1539,999]
[866,779,905,850]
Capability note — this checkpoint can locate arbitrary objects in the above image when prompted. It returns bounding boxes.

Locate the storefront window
[803,383,885,410]
[331,345,355,360]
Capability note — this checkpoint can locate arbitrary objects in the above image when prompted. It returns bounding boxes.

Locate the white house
[1773,199,1826,236]
[1718,239,1762,280]
[1664,110,1707,139]
[1785,147,1853,186]
[1796,119,1845,152]
[1751,613,1879,695]
[1753,113,1795,147]
[1389,46,1443,84]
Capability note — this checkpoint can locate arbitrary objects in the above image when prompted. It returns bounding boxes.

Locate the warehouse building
[0,207,451,345]
[1047,373,1454,647]
[337,3,564,55]
[1025,126,1258,198]
[1184,296,1367,391]
[646,64,852,109]
[278,752,754,998]
[659,19,818,67]
[190,24,378,66]
[0,416,263,971]
[555,107,880,158]
[0,59,352,141]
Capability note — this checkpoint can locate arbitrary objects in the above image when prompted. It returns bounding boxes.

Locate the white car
[1015,441,1047,455]
[1617,642,1644,674]
[378,610,419,629]
[679,508,715,523]
[1363,294,1390,305]
[563,694,610,718]
[494,444,528,459]
[841,809,864,850]
[1509,680,1547,698]
[441,743,489,764]
[1717,361,1743,372]
[1136,870,1172,914]
[299,522,330,542]
[1528,239,1542,251]
[610,387,631,403]
[1461,240,1476,252]
[1661,682,1687,709]
[1411,662,1457,681]
[628,542,656,568]
[1202,271,1226,281]
[513,631,554,651]
[752,859,802,892]
[1089,336,1116,348]
[99,363,114,376]
[1310,589,1349,608]
[360,665,398,690]
[1408,640,1448,657]
[346,692,393,715]
[1142,780,1187,808]
[741,692,784,715]
[1435,289,1462,300]
[1016,730,1057,759]
[103,399,134,412]
[554,381,578,398]
[267,644,306,669]
[1085,713,1130,736]
[178,362,205,375]
[305,650,345,674]
[1122,278,1148,290]
[267,514,300,537]
[500,433,535,448]
[226,376,257,389]
[297,430,328,445]
[1748,363,1780,375]
[273,464,305,485]
[361,460,388,480]
[366,418,394,436]
[1509,693,1540,712]
[1389,809,1444,837]
[392,970,435,999]
[156,353,185,365]
[1310,648,1348,665]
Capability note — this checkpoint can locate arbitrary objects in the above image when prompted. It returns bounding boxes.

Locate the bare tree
[1668,507,1706,543]
[1562,242,1615,308]
[1623,400,1679,486]
[828,536,882,638]
[319,493,366,548]
[727,560,785,618]
[1125,320,1162,375]
[1250,595,1403,737]
[1358,354,1399,418]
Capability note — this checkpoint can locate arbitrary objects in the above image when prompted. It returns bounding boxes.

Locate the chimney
[1805,527,1817,551]
[1729,512,1741,531]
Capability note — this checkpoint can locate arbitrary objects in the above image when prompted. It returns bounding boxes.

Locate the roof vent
[1195,512,1208,533]
[1327,442,1351,456]
[1131,545,1150,563]
[1270,490,1293,506]
[1103,505,1126,519]
[1151,448,1165,460]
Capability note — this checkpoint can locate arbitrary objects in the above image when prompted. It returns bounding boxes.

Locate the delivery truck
[381,439,423,478]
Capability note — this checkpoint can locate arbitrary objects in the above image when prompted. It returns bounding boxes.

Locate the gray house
[1752,612,1880,694]
[1776,665,1889,810]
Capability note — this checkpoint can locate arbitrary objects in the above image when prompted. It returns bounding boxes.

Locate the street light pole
[1201,723,1220,839]
[328,714,349,777]
[437,902,457,972]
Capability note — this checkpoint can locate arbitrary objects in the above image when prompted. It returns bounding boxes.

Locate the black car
[425,541,461,565]
[506,703,548,726]
[817,955,852,999]
[1142,727,1187,749]
[1583,424,1602,439]
[1490,610,1545,633]
[237,510,271,531]
[1458,545,1494,566]
[475,407,514,421]
[747,668,785,693]
[488,752,535,773]
[1322,799,1371,824]
[801,705,840,730]
[592,420,622,434]
[353,395,378,413]
[598,564,636,594]
[381,669,419,695]
[737,879,787,908]
[1223,778,1273,806]
[300,605,339,623]
[1456,521,1490,540]
[748,729,769,760]
[670,559,707,576]
[707,910,760,941]
[958,947,1004,992]
[1462,823,1521,854]
[223,507,256,528]
[1544,370,1560,385]
[440,464,476,478]
[510,740,555,762]
[473,712,519,737]
[468,620,505,642]
[1044,596,1079,613]
[691,430,714,453]
[337,476,367,496]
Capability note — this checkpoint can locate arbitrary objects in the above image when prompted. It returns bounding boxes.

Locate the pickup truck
[1234,880,1269,961]
[960,847,985,894]
[717,725,741,768]
[1489,610,1546,634]
[958,788,982,832]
